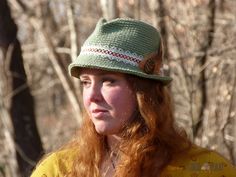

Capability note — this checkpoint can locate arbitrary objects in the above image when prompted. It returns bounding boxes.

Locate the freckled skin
[79,68,137,135]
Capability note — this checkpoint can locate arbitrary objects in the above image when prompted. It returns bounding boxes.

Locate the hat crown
[69,18,172,85]
[83,18,161,57]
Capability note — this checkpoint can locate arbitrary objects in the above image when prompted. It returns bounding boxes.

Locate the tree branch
[66,0,78,61]
[222,62,236,164]
[193,0,216,137]
[10,0,82,124]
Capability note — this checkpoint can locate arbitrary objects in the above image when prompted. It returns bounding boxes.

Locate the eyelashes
[80,80,91,88]
[101,77,116,85]
[79,77,117,88]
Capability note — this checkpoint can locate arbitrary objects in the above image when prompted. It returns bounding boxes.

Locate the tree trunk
[193,0,216,137]
[10,0,83,124]
[100,0,119,20]
[0,0,44,176]
[148,0,169,61]
[134,0,140,19]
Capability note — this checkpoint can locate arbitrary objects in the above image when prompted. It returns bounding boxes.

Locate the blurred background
[0,0,235,176]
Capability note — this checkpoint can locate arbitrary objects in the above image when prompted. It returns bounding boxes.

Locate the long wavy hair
[63,75,191,177]
[60,40,191,177]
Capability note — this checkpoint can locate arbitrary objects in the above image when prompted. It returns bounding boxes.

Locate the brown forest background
[0,0,236,176]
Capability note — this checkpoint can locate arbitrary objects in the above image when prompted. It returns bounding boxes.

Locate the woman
[31,18,235,177]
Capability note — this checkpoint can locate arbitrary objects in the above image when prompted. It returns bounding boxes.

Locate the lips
[91,109,108,118]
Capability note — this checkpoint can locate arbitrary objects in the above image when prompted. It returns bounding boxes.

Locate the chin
[95,127,118,135]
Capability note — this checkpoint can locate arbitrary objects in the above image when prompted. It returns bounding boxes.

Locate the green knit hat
[69,18,172,85]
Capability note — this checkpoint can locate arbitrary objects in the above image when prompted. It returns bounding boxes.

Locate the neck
[101,135,121,177]
[106,135,121,152]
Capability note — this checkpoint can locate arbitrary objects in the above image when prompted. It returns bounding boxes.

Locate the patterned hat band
[69,18,172,85]
[81,45,142,66]
[80,45,165,76]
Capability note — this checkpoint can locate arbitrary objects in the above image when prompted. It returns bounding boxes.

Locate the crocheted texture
[69,18,172,85]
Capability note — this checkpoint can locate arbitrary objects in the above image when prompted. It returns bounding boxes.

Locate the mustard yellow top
[31,146,236,177]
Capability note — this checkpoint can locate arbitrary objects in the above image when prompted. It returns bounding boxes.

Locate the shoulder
[162,145,236,177]
[30,148,78,177]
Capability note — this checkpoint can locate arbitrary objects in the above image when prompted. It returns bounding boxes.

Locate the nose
[87,82,103,103]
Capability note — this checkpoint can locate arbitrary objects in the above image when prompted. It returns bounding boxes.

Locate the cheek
[104,89,124,106]
[82,91,90,110]
[105,88,137,115]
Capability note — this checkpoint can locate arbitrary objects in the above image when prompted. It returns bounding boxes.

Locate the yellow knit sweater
[31,145,236,177]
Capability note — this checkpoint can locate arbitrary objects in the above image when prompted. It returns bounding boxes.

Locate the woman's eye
[102,78,116,85]
[80,80,91,87]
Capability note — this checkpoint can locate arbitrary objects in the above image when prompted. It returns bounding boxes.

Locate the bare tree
[9,0,83,124]
[193,0,216,137]
[0,0,44,176]
[147,0,169,61]
[100,0,119,20]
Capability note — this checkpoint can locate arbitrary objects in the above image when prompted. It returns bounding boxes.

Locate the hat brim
[68,55,172,85]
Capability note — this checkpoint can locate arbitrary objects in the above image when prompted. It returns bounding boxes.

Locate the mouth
[92,108,108,113]
[91,109,108,118]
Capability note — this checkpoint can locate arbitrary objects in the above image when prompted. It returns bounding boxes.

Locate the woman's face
[79,68,137,135]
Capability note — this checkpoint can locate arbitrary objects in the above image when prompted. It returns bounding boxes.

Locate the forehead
[79,68,125,77]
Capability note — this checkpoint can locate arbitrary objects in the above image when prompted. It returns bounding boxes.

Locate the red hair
[115,77,191,177]
[64,75,191,177]
[63,41,191,176]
